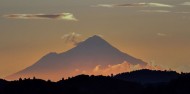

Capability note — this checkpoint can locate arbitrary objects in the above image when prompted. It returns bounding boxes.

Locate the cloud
[175,12,190,14]
[147,3,174,7]
[180,2,190,6]
[94,4,114,8]
[140,10,171,13]
[61,32,82,46]
[68,61,164,77]
[92,61,163,75]
[176,65,190,72]
[95,3,173,8]
[157,33,167,36]
[3,13,78,21]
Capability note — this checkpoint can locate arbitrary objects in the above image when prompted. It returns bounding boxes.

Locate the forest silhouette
[0,69,190,94]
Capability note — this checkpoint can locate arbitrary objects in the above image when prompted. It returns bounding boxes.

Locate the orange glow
[5,61,163,81]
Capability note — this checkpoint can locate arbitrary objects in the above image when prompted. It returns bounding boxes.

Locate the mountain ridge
[6,35,147,81]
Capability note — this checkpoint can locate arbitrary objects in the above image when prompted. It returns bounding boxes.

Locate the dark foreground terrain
[1,69,190,94]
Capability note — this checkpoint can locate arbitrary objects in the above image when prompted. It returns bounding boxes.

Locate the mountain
[6,35,147,81]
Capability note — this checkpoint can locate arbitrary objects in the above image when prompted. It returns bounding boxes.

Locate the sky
[0,0,190,78]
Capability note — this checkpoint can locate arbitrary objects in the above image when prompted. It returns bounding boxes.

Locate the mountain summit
[6,35,147,81]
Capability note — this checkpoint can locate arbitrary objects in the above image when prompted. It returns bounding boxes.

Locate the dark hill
[1,69,190,94]
[57,74,142,94]
[114,69,179,84]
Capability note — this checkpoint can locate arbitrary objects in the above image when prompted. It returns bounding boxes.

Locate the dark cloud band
[3,13,78,21]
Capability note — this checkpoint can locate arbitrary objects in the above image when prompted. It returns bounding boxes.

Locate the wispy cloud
[147,3,174,7]
[140,10,171,13]
[92,61,163,75]
[94,3,174,8]
[94,4,114,8]
[180,2,190,5]
[68,61,164,77]
[3,13,78,21]
[176,65,190,72]
[157,33,167,37]
[61,32,82,46]
[175,12,190,14]
[67,61,164,77]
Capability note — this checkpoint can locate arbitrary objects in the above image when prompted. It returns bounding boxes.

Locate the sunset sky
[0,0,190,78]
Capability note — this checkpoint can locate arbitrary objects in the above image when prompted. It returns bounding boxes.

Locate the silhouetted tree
[19,78,22,81]
[33,77,36,80]
[111,74,114,77]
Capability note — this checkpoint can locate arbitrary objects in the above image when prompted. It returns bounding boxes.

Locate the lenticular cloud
[4,13,78,21]
[95,3,173,8]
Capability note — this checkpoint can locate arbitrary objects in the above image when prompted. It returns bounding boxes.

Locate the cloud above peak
[95,2,174,8]
[61,32,82,46]
[3,13,78,21]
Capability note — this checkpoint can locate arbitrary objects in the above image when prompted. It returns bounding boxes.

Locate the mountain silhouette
[6,35,147,81]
